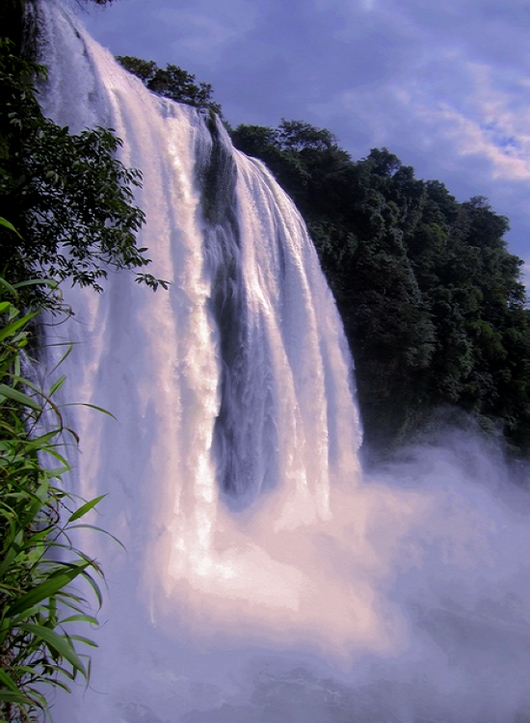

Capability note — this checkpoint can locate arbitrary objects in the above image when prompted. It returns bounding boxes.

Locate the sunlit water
[34,2,530,721]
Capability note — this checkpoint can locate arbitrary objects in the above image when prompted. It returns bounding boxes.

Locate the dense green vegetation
[0,255,107,722]
[231,122,530,455]
[0,39,170,310]
[116,56,222,117]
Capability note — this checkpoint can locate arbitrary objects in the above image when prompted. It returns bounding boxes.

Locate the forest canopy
[118,55,530,456]
[231,123,530,455]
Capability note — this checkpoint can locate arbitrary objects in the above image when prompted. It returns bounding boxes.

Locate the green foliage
[232,122,530,455]
[0,39,168,305]
[0,258,106,721]
[116,55,223,117]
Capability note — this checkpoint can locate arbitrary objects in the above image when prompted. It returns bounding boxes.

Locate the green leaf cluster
[0,38,169,305]
[116,55,223,118]
[232,123,530,455]
[0,261,107,722]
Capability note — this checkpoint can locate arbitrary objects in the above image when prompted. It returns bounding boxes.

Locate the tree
[0,40,166,306]
[232,122,530,455]
[116,56,223,117]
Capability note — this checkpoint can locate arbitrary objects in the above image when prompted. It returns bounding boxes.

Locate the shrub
[0,224,107,721]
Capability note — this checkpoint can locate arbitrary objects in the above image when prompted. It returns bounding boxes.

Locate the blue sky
[78,0,530,280]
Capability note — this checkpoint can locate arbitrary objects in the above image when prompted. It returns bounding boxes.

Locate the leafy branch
[0,224,111,721]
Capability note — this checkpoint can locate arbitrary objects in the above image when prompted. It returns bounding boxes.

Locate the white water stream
[34,3,530,721]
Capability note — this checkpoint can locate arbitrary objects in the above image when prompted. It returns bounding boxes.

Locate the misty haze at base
[36,1,530,721]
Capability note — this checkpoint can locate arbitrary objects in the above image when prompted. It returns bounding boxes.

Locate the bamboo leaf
[13,277,58,290]
[6,565,89,618]
[0,669,21,693]
[59,614,99,626]
[69,523,126,550]
[19,623,86,676]
[60,401,117,419]
[49,374,67,396]
[68,495,107,522]
[0,217,22,238]
[0,690,31,704]
[0,312,37,342]
[0,276,18,298]
[0,383,42,410]
[70,634,98,648]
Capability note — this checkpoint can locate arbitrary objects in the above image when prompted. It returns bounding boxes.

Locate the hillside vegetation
[118,53,530,456]
[231,122,530,455]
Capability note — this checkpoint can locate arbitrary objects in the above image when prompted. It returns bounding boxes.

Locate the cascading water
[33,2,530,722]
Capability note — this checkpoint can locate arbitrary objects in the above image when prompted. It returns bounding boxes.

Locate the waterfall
[34,3,530,722]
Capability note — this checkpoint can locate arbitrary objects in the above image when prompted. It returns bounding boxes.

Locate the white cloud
[401,60,530,183]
